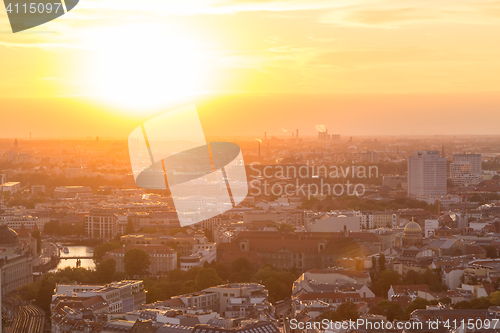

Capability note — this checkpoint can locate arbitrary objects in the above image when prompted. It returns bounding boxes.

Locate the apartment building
[85,209,127,238]
[53,280,146,313]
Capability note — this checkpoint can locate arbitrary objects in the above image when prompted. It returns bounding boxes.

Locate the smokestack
[255,139,262,158]
[296,129,299,144]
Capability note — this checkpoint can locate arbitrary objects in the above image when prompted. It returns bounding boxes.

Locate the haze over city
[3,0,500,333]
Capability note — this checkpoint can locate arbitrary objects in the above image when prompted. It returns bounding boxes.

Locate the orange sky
[2,0,500,137]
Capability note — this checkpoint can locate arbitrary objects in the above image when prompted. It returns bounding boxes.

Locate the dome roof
[0,224,21,245]
[404,221,422,233]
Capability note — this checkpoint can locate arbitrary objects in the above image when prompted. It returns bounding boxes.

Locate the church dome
[404,221,422,233]
[0,225,21,245]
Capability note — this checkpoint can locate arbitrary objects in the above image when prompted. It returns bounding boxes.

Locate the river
[52,245,96,271]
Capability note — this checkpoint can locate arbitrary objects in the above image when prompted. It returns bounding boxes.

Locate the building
[450,162,482,186]
[424,219,439,238]
[411,308,500,322]
[359,151,379,163]
[0,225,34,294]
[217,231,361,271]
[203,283,269,315]
[388,284,430,306]
[54,280,146,313]
[165,291,219,313]
[31,185,46,195]
[180,249,217,271]
[122,230,216,258]
[407,150,447,197]
[0,174,6,186]
[305,212,361,233]
[0,210,49,232]
[192,321,279,333]
[85,209,127,239]
[401,221,423,248]
[357,211,398,229]
[453,153,482,175]
[53,186,92,199]
[103,244,177,275]
[1,182,21,194]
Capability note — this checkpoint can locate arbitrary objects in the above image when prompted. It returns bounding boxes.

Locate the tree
[93,241,122,264]
[371,270,401,297]
[124,248,151,277]
[230,257,254,282]
[379,253,386,271]
[195,268,223,290]
[371,256,377,271]
[438,297,452,305]
[483,245,498,259]
[336,301,359,320]
[489,291,500,306]
[369,299,404,321]
[316,310,341,322]
[276,224,295,232]
[405,270,419,285]
[96,259,116,283]
[402,298,435,320]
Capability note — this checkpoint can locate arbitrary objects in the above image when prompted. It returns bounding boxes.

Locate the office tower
[407,150,447,197]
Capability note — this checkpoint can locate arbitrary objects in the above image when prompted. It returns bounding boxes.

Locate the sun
[82,23,206,114]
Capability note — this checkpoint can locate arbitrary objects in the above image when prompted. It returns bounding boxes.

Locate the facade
[407,150,447,197]
[204,283,269,314]
[103,244,177,275]
[166,291,219,313]
[0,225,34,294]
[85,209,128,239]
[218,231,361,271]
[0,209,49,232]
[1,182,21,194]
[450,161,482,186]
[31,185,46,195]
[54,186,92,199]
[453,153,482,175]
[122,231,215,258]
[402,221,423,248]
[54,280,146,313]
[358,211,397,229]
[305,212,361,232]
[424,219,439,238]
[180,249,217,271]
[359,151,379,163]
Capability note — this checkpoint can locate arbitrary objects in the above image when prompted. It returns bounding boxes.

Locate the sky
[1,0,500,137]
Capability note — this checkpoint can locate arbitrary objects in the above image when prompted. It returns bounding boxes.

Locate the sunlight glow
[83,24,205,114]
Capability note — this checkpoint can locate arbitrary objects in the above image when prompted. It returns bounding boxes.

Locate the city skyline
[2,0,500,137]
